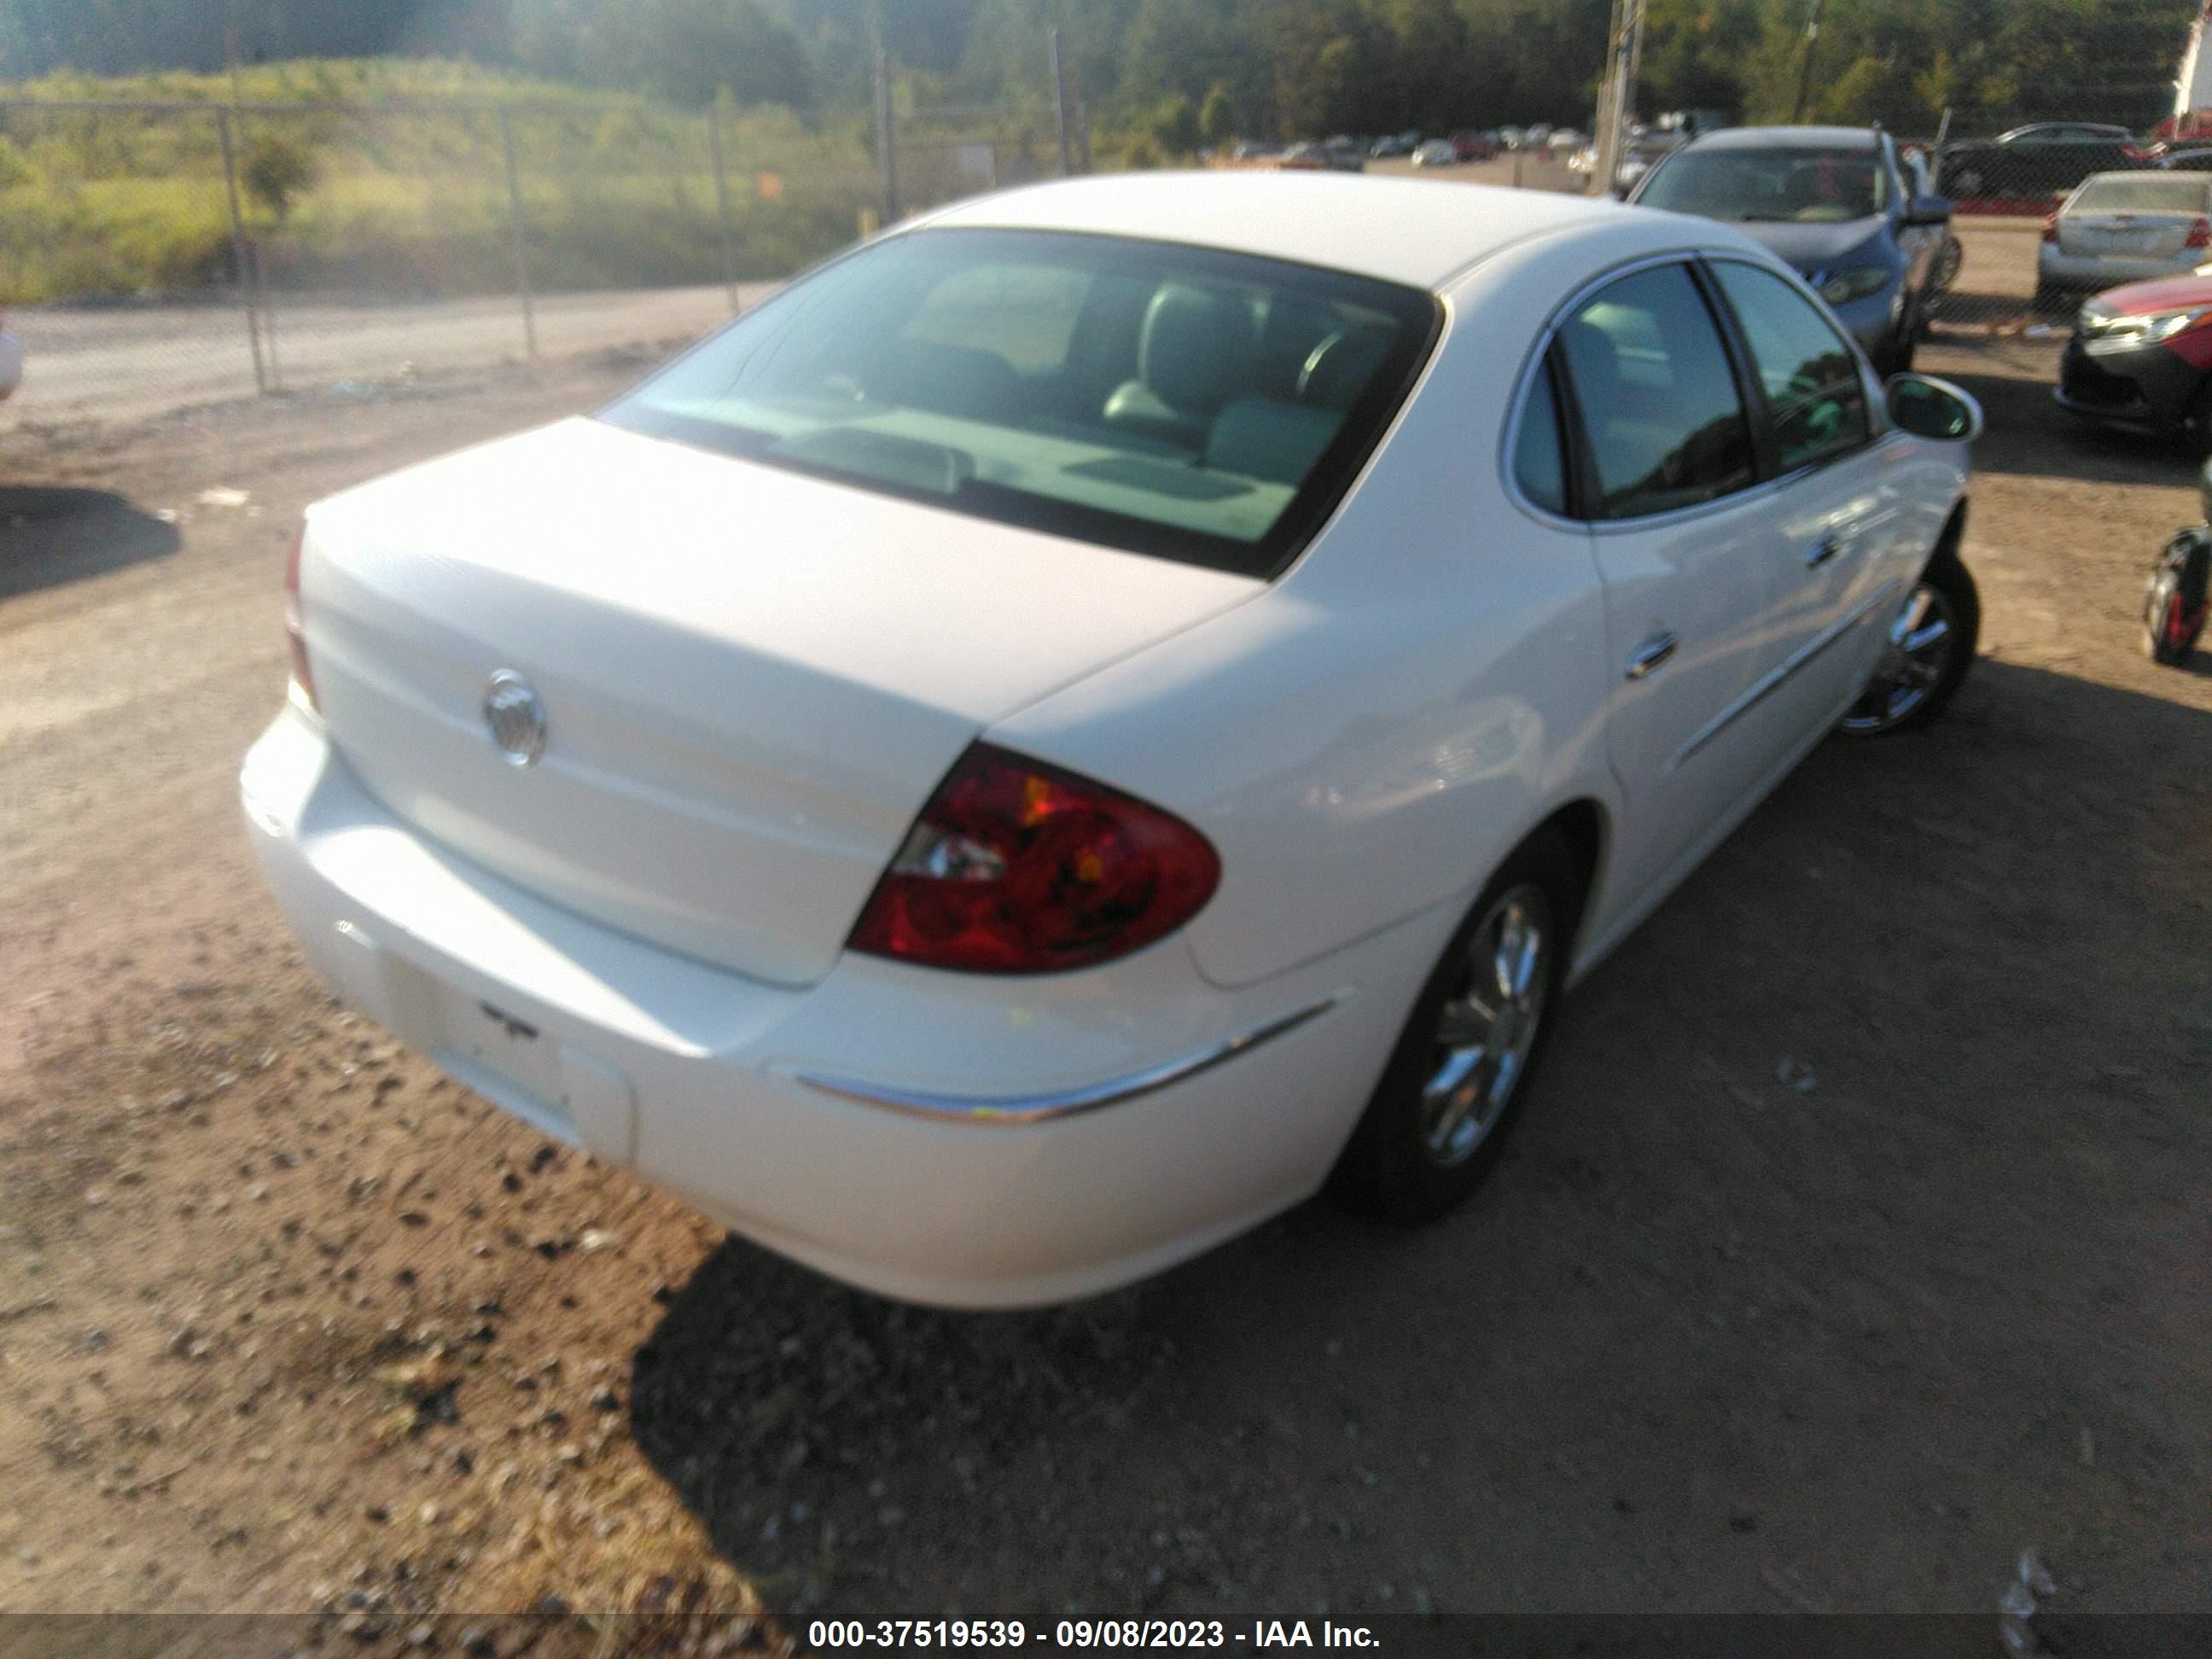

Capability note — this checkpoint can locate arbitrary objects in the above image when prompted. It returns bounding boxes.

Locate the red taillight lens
[847,743,1220,974]
[2187,217,2211,250]
[284,527,318,709]
[2040,212,2058,244]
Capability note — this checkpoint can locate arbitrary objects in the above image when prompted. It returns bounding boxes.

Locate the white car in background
[0,313,20,401]
[2038,170,2212,307]
[243,174,1983,1308]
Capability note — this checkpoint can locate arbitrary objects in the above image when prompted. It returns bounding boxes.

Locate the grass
[0,60,882,303]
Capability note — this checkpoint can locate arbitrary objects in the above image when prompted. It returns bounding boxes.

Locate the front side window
[1709,261,1871,471]
[1554,263,1754,520]
[1638,148,1888,223]
[601,227,1437,577]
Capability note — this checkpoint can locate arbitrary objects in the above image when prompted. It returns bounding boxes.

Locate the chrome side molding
[778,995,1342,1125]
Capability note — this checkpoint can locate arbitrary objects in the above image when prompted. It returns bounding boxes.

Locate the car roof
[2000,122,2130,138]
[1682,125,1882,152]
[915,171,1641,290]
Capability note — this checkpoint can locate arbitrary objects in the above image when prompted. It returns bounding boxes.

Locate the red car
[1449,131,1498,162]
[2057,272,2212,450]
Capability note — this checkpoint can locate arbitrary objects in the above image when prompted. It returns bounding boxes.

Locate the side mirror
[1902,194,1953,227]
[1886,372,1983,442]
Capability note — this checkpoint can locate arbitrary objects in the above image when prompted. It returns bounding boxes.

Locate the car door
[1703,256,1906,735]
[1545,258,1790,911]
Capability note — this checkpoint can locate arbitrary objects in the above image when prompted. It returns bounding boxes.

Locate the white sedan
[2038,170,2212,306]
[243,174,1982,1307]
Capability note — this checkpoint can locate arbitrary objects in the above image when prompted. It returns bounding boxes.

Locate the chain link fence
[0,95,897,428]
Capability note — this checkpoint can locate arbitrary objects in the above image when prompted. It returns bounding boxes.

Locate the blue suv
[1627,125,1954,375]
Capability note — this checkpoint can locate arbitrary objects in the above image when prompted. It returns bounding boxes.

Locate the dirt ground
[1,319,2208,1643]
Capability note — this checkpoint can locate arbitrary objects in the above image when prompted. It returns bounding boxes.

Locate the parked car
[2056,271,2212,450]
[244,173,1983,1308]
[2037,171,2212,310]
[0,312,19,403]
[1628,125,1953,374]
[1370,133,1414,159]
[2157,146,2212,172]
[1412,138,1458,167]
[1937,122,2148,201]
[1449,130,1497,162]
[1321,136,1366,172]
[1278,141,1329,170]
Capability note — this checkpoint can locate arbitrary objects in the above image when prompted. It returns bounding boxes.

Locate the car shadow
[0,486,182,600]
[628,660,2211,1616]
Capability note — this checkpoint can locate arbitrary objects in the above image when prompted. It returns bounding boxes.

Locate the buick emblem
[481,670,547,766]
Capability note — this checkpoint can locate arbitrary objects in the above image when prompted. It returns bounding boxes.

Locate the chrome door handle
[1625,632,1678,680]
[1806,536,1842,568]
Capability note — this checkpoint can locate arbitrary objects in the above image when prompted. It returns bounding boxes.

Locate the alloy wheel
[1420,884,1551,1167]
[1842,580,1956,735]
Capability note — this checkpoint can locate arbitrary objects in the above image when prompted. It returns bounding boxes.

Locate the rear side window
[1554,263,1754,520]
[1709,261,1871,471]
[1513,355,1569,515]
[601,227,1438,578]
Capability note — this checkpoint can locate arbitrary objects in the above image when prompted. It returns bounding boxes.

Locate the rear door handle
[1806,536,1842,568]
[1626,632,1678,680]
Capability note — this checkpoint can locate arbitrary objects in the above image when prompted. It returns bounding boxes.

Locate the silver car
[2038,171,2212,308]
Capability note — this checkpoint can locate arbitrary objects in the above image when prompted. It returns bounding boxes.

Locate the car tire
[1329,834,1580,1222]
[1931,237,1964,294]
[2033,280,2068,316]
[1838,542,1980,736]
[2184,381,2212,459]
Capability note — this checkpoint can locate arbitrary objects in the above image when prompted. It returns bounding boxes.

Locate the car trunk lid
[2059,209,2200,259]
[298,417,1259,986]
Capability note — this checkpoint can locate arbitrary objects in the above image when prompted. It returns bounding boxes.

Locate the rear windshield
[2072,175,2210,213]
[600,227,1437,577]
[1637,148,1886,222]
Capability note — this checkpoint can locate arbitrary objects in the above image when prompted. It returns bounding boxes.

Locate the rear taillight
[2187,217,2211,249]
[284,527,318,709]
[2040,212,2058,244]
[847,743,1220,974]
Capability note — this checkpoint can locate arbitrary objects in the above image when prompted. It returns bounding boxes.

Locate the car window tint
[1513,355,1569,515]
[1555,263,1754,520]
[601,227,1437,577]
[1710,262,1871,471]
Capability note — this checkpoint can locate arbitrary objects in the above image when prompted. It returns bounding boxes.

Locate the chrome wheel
[1841,580,1955,735]
[1420,884,1551,1167]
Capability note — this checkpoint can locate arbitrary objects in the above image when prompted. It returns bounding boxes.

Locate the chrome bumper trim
[780,996,1342,1125]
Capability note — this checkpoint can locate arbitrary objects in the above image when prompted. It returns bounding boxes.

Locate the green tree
[1149,92,1203,153]
[1198,80,1239,144]
[241,128,319,221]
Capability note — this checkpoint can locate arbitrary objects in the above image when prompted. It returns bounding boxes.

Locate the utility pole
[1049,26,1073,177]
[1791,0,1827,125]
[871,32,899,226]
[1590,0,1644,197]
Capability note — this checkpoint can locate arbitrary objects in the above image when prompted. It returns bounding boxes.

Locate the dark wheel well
[1933,498,1968,564]
[1532,798,1604,943]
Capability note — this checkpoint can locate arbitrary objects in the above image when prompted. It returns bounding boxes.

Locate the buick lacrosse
[243,173,1982,1307]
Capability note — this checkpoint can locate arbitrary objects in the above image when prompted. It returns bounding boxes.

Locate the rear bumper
[2038,247,2200,288]
[241,703,1435,1307]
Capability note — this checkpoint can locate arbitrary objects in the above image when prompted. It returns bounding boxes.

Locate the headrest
[1138,284,1253,414]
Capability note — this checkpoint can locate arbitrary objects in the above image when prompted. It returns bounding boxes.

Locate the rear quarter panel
[992,222,1698,989]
